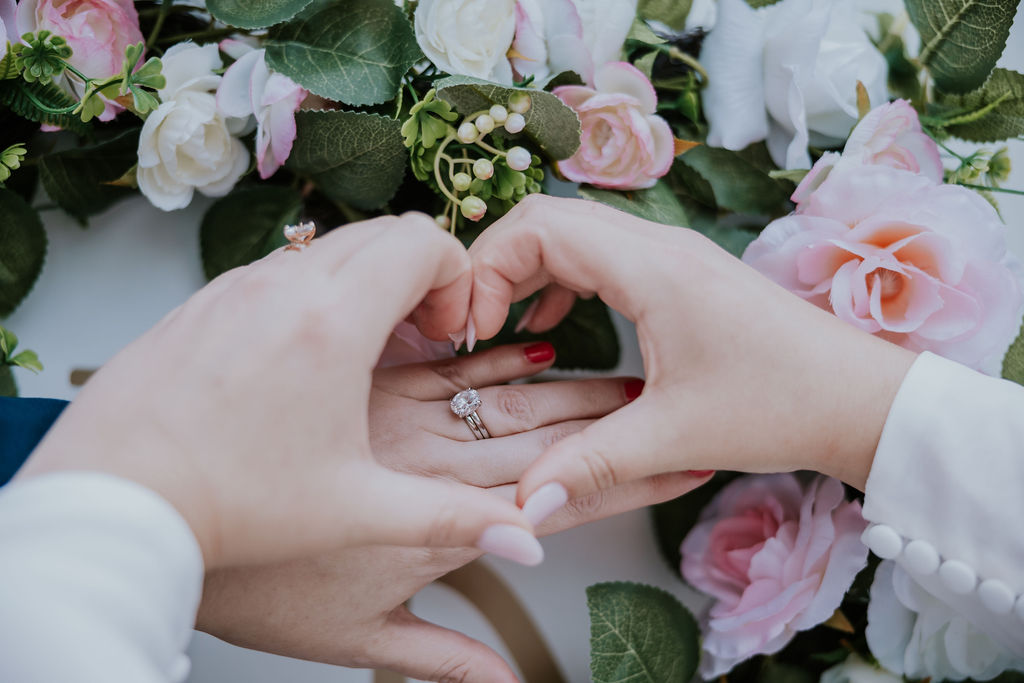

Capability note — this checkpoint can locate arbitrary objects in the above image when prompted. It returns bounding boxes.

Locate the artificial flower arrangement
[2,0,1024,680]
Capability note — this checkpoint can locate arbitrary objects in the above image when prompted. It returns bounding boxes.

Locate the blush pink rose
[744,162,1024,374]
[681,474,868,678]
[553,61,674,190]
[17,0,144,121]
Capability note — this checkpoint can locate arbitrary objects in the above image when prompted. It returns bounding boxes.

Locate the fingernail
[624,379,645,402]
[449,330,465,352]
[476,525,544,566]
[466,316,478,353]
[524,342,555,364]
[688,470,716,478]
[522,483,569,526]
[515,299,541,334]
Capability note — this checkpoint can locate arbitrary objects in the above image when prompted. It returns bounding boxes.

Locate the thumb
[375,607,520,683]
[516,396,683,508]
[361,470,544,566]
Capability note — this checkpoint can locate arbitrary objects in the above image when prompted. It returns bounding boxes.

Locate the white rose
[414,0,516,83]
[820,654,902,683]
[867,562,1024,681]
[137,43,250,211]
[700,0,889,170]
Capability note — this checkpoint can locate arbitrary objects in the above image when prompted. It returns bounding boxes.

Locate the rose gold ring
[283,221,316,251]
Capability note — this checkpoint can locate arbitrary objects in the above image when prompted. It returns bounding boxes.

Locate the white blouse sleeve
[0,472,204,683]
[862,351,1024,656]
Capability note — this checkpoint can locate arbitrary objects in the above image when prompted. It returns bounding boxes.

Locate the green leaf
[200,186,302,280]
[0,187,46,317]
[0,325,16,357]
[579,181,689,227]
[677,145,791,215]
[933,69,1024,142]
[587,582,700,683]
[907,0,1020,94]
[637,0,693,30]
[265,0,421,106]
[760,659,816,683]
[745,0,784,6]
[207,0,314,28]
[0,79,90,135]
[627,17,666,45]
[1003,317,1024,385]
[9,350,42,373]
[435,75,581,160]
[288,109,408,210]
[38,129,140,224]
[0,365,15,397]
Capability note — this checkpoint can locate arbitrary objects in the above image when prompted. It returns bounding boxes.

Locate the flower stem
[955,182,1024,197]
[157,27,239,44]
[19,84,77,115]
[146,0,176,51]
[650,44,709,84]
[433,134,462,206]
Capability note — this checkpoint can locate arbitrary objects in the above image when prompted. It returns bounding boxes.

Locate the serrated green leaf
[200,186,302,280]
[627,17,667,45]
[0,79,90,135]
[907,0,1020,94]
[637,0,693,30]
[38,129,139,225]
[587,582,700,683]
[265,0,421,106]
[9,350,42,373]
[579,181,689,227]
[677,145,791,215]
[435,76,581,161]
[207,0,314,29]
[0,188,46,317]
[0,365,15,397]
[1003,317,1024,385]
[933,69,1024,142]
[288,110,407,210]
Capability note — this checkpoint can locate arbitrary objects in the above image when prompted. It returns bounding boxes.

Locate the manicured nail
[515,299,541,333]
[448,330,465,352]
[466,316,478,353]
[476,525,544,566]
[522,483,569,526]
[624,379,645,402]
[688,470,716,477]
[524,341,555,364]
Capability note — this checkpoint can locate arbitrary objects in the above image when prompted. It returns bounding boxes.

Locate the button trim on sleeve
[863,524,903,559]
[939,559,978,595]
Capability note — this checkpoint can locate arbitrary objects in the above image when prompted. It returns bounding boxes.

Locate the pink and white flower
[0,0,15,64]
[17,0,144,121]
[553,62,674,190]
[681,474,868,678]
[217,40,306,180]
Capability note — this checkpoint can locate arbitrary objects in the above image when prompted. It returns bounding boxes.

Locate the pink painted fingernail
[515,299,541,334]
[448,330,465,352]
[476,525,544,566]
[466,316,478,353]
[522,483,569,526]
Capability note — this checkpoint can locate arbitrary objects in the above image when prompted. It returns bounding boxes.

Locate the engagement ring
[451,388,491,440]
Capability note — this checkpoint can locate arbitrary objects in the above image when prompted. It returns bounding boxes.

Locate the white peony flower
[700,0,888,170]
[137,43,250,211]
[0,0,15,64]
[820,654,902,683]
[414,0,517,83]
[867,561,1024,681]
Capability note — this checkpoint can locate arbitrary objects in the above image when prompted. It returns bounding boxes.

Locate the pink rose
[17,0,144,121]
[681,474,868,678]
[744,162,1024,374]
[377,321,455,368]
[553,62,674,190]
[217,41,307,180]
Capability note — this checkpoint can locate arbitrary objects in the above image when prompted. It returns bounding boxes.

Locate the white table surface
[8,16,1024,683]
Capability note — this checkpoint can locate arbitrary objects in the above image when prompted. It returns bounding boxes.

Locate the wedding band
[451,388,491,440]
[283,221,316,251]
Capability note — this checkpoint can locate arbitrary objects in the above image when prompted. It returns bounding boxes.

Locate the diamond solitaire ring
[450,388,491,440]
[283,221,316,251]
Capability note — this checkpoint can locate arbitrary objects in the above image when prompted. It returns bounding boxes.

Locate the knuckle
[564,488,607,520]
[581,448,618,491]
[425,499,464,547]
[432,655,475,683]
[428,359,469,391]
[541,424,581,449]
[496,388,535,428]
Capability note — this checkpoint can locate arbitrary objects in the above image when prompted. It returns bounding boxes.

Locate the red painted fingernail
[688,470,716,477]
[524,342,555,364]
[624,379,645,402]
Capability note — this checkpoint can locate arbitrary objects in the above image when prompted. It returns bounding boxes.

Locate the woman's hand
[17,214,537,570]
[466,195,917,508]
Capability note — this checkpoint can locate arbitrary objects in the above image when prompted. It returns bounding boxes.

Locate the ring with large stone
[283,221,316,251]
[450,388,491,440]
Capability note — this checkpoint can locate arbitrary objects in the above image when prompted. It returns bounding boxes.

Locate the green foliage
[207,0,314,29]
[110,43,165,115]
[0,365,14,397]
[587,582,700,683]
[401,89,458,149]
[872,13,923,104]
[652,473,738,572]
[0,143,27,185]
[745,0,784,6]
[759,659,817,683]
[932,69,1024,142]
[0,188,46,317]
[13,31,72,84]
[266,0,421,106]
[906,0,1020,94]
[435,76,581,161]
[39,129,140,224]
[0,79,90,134]
[677,145,792,216]
[200,186,301,279]
[637,0,692,30]
[0,326,43,374]
[1003,317,1024,385]
[580,182,689,227]
[288,109,408,210]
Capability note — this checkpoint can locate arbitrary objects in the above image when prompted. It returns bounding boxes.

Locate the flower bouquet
[2,0,1024,679]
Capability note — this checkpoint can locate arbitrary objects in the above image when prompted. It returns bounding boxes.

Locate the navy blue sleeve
[0,397,68,486]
